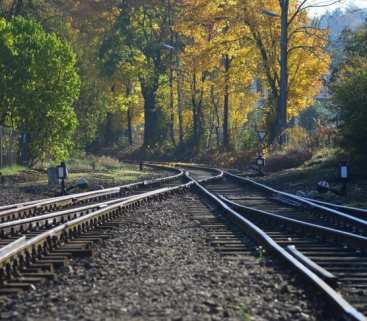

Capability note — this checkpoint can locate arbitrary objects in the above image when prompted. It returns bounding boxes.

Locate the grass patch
[302,147,340,168]
[0,165,27,176]
[239,304,252,321]
[67,167,155,185]
[66,155,121,171]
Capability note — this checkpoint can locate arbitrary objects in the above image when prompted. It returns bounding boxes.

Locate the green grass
[302,147,340,169]
[0,157,163,191]
[67,155,121,171]
[67,167,155,184]
[0,165,27,176]
[239,304,252,321]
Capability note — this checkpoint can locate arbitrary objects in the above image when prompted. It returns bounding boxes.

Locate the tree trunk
[222,54,231,149]
[104,112,114,146]
[210,86,221,149]
[125,83,133,146]
[192,72,199,146]
[167,0,176,146]
[278,0,289,145]
[141,77,159,149]
[267,93,279,145]
[177,64,184,145]
[127,108,133,146]
[169,63,176,146]
[189,65,209,154]
[191,71,204,151]
[143,91,157,148]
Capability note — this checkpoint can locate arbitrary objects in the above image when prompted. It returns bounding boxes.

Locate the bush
[332,56,367,161]
[284,126,311,151]
[265,149,312,172]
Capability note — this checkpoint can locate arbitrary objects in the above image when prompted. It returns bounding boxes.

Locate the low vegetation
[0,165,27,176]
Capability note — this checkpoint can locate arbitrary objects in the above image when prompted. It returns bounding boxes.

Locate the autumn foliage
[0,0,331,162]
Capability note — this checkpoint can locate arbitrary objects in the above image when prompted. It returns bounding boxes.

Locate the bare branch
[289,0,343,26]
[288,0,308,26]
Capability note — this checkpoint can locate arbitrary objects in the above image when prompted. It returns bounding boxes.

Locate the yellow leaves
[175,0,331,147]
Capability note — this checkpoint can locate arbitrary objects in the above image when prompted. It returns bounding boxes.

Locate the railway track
[0,164,184,222]
[231,170,367,221]
[0,166,220,247]
[2,162,367,320]
[188,170,366,320]
[0,164,220,296]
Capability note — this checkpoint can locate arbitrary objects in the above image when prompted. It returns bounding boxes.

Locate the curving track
[190,169,367,320]
[1,162,367,320]
[0,164,219,295]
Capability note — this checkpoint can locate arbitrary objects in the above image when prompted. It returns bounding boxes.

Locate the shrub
[265,149,312,172]
[332,56,367,161]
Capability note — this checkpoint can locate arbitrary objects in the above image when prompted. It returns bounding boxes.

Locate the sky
[308,0,367,16]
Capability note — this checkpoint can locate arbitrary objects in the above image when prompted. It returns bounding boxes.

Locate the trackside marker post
[256,155,265,176]
[57,162,68,195]
[340,161,348,196]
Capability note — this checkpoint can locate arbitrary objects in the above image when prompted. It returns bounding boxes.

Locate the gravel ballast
[1,194,332,321]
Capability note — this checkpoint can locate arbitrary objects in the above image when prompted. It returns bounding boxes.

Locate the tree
[241,0,331,143]
[333,56,367,158]
[332,24,367,159]
[0,17,80,162]
[100,0,175,149]
[177,0,255,151]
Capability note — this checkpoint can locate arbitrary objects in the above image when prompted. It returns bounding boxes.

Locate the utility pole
[279,0,289,146]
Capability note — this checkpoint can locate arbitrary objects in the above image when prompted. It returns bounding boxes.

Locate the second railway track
[192,169,367,320]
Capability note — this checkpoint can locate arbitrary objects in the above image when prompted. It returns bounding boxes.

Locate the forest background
[0,0,367,169]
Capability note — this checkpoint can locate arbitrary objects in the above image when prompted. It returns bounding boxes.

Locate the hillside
[320,7,367,41]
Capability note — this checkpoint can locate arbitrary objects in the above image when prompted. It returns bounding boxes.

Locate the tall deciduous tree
[238,0,331,142]
[101,0,175,149]
[0,17,80,162]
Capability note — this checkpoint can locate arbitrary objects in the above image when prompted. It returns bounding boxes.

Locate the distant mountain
[314,7,367,68]
[318,7,367,41]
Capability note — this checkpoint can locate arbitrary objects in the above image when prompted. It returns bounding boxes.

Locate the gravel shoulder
[1,194,332,321]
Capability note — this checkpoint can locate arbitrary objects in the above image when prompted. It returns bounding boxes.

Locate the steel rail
[0,185,182,238]
[0,163,176,212]
[0,182,192,277]
[218,195,367,252]
[0,164,184,222]
[188,172,366,321]
[0,166,220,245]
[225,172,367,235]
[0,195,136,238]
[300,197,367,220]
[0,165,222,283]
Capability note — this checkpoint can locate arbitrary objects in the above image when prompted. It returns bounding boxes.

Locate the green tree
[333,56,367,158]
[100,0,174,149]
[332,24,367,160]
[0,17,80,163]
